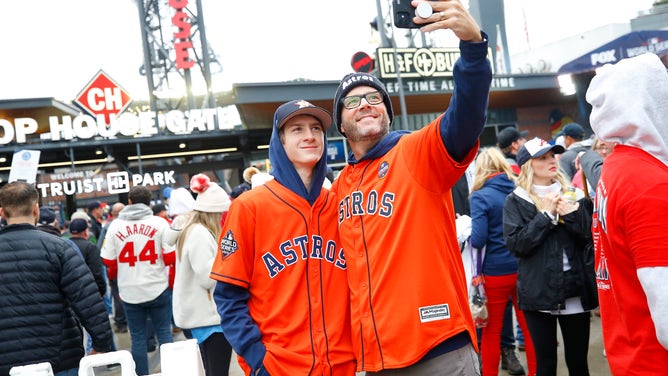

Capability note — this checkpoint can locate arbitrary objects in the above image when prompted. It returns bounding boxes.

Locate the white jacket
[172,223,220,329]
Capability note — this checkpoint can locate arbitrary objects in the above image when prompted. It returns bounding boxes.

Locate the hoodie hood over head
[268,100,331,205]
[586,52,668,166]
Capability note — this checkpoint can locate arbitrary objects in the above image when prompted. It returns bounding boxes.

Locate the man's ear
[32,203,39,217]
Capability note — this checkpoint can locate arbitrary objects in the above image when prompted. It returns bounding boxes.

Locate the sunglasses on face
[342,91,384,109]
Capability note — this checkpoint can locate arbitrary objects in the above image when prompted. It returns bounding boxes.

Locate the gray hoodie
[586,52,668,350]
[118,203,153,221]
[587,52,668,166]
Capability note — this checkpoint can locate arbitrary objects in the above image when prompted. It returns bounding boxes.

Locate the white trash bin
[9,362,54,376]
[78,350,137,376]
[159,339,205,376]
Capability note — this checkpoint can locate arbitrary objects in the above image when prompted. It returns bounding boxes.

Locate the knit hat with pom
[190,174,231,213]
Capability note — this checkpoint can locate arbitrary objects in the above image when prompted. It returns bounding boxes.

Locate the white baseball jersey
[101,204,174,304]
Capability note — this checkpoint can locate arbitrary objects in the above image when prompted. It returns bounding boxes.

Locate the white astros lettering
[115,224,158,242]
[261,235,347,278]
[338,191,395,223]
[341,75,375,90]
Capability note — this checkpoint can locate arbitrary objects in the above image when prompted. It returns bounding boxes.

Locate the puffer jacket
[503,189,598,311]
[0,224,113,375]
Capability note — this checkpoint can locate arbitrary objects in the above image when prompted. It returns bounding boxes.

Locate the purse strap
[467,239,484,276]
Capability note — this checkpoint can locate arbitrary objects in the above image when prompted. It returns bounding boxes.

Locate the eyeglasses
[342,91,384,109]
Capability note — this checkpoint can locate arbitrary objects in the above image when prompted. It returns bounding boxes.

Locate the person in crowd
[229,166,260,199]
[69,216,120,356]
[503,137,597,376]
[585,52,668,374]
[497,127,528,174]
[496,126,530,361]
[69,218,106,297]
[557,123,591,179]
[0,181,113,375]
[574,136,615,193]
[330,1,492,373]
[101,186,175,376]
[87,200,104,243]
[62,211,92,239]
[211,100,355,376]
[173,173,233,376]
[470,147,536,376]
[36,206,61,236]
[452,158,525,374]
[152,203,171,224]
[99,202,128,333]
[167,187,195,219]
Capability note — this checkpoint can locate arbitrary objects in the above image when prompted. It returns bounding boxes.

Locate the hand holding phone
[393,0,435,29]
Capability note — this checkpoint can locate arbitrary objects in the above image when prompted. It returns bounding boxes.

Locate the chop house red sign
[74,70,132,124]
[170,0,195,70]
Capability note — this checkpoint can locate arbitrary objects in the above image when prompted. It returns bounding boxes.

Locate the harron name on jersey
[114,224,158,242]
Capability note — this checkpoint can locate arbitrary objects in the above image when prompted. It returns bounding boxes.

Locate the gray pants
[366,343,480,376]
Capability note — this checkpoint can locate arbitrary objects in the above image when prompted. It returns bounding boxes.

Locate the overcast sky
[0,0,656,102]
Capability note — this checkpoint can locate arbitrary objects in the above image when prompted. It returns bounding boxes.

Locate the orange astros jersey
[210,179,355,376]
[331,116,479,372]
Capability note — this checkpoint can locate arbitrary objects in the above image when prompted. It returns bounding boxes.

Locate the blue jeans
[501,298,516,348]
[122,289,174,375]
[102,266,113,315]
[517,322,525,346]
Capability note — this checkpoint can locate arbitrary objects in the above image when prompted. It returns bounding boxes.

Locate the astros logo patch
[378,161,389,179]
[219,230,238,259]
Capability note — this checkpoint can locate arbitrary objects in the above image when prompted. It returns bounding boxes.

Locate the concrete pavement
[92,313,611,375]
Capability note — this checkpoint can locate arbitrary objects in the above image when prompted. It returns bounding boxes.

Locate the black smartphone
[393,0,434,29]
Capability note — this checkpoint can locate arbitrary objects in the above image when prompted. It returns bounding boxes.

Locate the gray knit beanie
[333,73,393,137]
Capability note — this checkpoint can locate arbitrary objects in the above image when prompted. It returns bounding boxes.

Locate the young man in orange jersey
[210,100,355,376]
[331,1,492,373]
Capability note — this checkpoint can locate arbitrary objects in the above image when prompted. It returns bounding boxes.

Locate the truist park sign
[0,70,235,146]
[38,170,177,198]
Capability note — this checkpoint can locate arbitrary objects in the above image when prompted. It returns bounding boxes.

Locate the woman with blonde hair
[503,138,597,376]
[172,173,233,376]
[470,147,535,376]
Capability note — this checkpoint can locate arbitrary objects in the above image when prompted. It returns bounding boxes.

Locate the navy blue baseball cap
[69,218,89,234]
[516,137,565,168]
[38,206,56,225]
[497,127,529,149]
[558,123,585,139]
[273,100,332,130]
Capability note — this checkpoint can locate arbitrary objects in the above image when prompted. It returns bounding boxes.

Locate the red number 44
[118,240,158,266]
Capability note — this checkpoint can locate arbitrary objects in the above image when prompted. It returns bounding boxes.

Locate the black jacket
[70,237,107,296]
[0,224,113,374]
[88,214,102,243]
[503,189,597,311]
